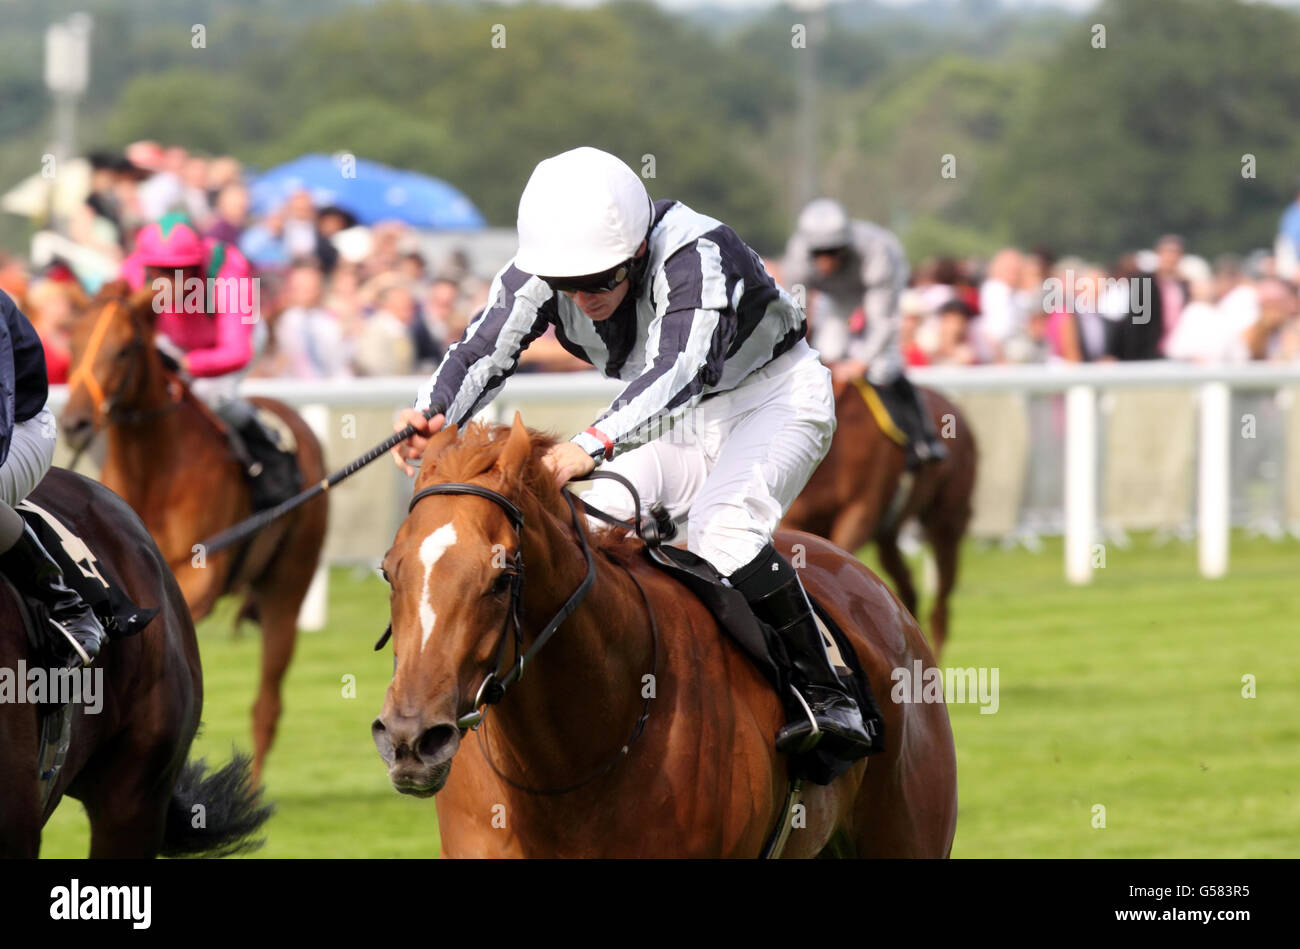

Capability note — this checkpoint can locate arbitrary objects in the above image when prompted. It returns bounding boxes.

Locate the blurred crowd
[768,231,1300,369]
[4,140,1300,388]
[2,141,588,386]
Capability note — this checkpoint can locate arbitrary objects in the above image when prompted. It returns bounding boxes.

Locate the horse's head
[373,413,558,797]
[62,281,165,448]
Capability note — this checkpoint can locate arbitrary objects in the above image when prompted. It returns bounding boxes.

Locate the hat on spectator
[899,289,928,317]
[1177,254,1212,286]
[333,226,374,264]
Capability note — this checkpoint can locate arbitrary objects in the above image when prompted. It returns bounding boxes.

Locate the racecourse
[40,531,1300,858]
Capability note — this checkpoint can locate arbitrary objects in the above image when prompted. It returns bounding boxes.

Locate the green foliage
[8,0,1300,262]
[104,69,274,157]
[983,0,1300,258]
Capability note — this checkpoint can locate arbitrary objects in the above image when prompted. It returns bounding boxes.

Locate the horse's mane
[429,421,646,566]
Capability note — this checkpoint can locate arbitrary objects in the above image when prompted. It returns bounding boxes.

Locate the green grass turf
[39,534,1300,858]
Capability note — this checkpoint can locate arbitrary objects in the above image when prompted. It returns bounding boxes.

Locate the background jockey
[0,291,105,668]
[121,213,288,507]
[781,198,947,470]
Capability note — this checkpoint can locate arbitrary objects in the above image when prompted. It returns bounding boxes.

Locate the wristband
[583,426,615,462]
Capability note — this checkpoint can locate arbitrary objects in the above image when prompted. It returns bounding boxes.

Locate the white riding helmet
[797,198,852,253]
[515,147,652,278]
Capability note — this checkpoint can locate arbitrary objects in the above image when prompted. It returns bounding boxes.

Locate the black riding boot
[730,544,875,760]
[892,375,947,470]
[0,523,106,668]
[214,398,264,480]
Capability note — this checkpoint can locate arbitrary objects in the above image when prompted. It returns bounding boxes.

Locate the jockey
[393,147,874,761]
[781,198,947,469]
[122,213,282,505]
[0,291,105,668]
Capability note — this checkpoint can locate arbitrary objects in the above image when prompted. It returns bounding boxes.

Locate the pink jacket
[121,239,256,378]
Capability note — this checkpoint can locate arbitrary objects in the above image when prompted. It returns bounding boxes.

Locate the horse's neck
[486,504,654,786]
[102,388,227,525]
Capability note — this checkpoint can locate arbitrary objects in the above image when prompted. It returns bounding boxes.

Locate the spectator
[1166,257,1237,364]
[1274,179,1300,281]
[1213,254,1258,360]
[973,248,1025,362]
[421,277,468,348]
[929,300,978,367]
[399,251,428,284]
[207,182,251,245]
[899,294,930,367]
[268,260,352,379]
[25,274,87,384]
[1047,263,1110,363]
[1102,253,1164,361]
[352,278,416,376]
[136,145,189,220]
[179,155,214,230]
[1242,276,1299,361]
[1153,234,1188,355]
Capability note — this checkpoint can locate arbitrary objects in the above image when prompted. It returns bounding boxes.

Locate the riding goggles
[539,259,634,296]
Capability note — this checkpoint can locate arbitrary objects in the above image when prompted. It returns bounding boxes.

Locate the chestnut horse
[0,468,270,857]
[61,282,329,780]
[372,417,956,858]
[782,381,976,655]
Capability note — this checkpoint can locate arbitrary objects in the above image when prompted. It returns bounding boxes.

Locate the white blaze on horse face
[418,522,458,651]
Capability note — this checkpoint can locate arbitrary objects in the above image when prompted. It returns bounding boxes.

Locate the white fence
[42,360,1300,630]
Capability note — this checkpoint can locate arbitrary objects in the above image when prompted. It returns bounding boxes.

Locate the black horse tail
[160,751,274,858]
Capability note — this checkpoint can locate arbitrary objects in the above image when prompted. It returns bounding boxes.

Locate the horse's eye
[487,572,512,597]
[377,565,391,585]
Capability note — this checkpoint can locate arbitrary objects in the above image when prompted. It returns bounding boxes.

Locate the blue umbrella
[248,154,485,229]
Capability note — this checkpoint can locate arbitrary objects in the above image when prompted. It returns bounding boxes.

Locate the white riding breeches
[0,408,56,506]
[579,339,836,577]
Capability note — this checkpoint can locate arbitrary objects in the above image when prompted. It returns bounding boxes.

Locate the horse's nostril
[416,724,458,762]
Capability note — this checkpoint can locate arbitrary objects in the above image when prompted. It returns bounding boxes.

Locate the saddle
[11,500,158,652]
[217,404,303,512]
[3,500,158,809]
[638,544,885,785]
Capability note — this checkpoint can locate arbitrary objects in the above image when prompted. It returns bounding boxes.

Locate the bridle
[67,299,183,429]
[375,471,661,795]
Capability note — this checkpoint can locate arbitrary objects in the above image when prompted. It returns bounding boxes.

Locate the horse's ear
[495,412,532,477]
[128,287,160,331]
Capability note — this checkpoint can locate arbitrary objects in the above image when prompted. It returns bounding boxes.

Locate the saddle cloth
[639,544,886,786]
[237,406,303,511]
[851,377,909,447]
[13,499,158,657]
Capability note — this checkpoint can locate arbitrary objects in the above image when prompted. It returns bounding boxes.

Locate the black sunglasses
[540,260,632,295]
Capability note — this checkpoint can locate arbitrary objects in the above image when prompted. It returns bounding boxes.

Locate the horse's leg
[77,738,183,858]
[875,527,919,621]
[84,788,172,859]
[0,724,42,857]
[247,591,300,784]
[922,519,965,657]
[829,502,881,559]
